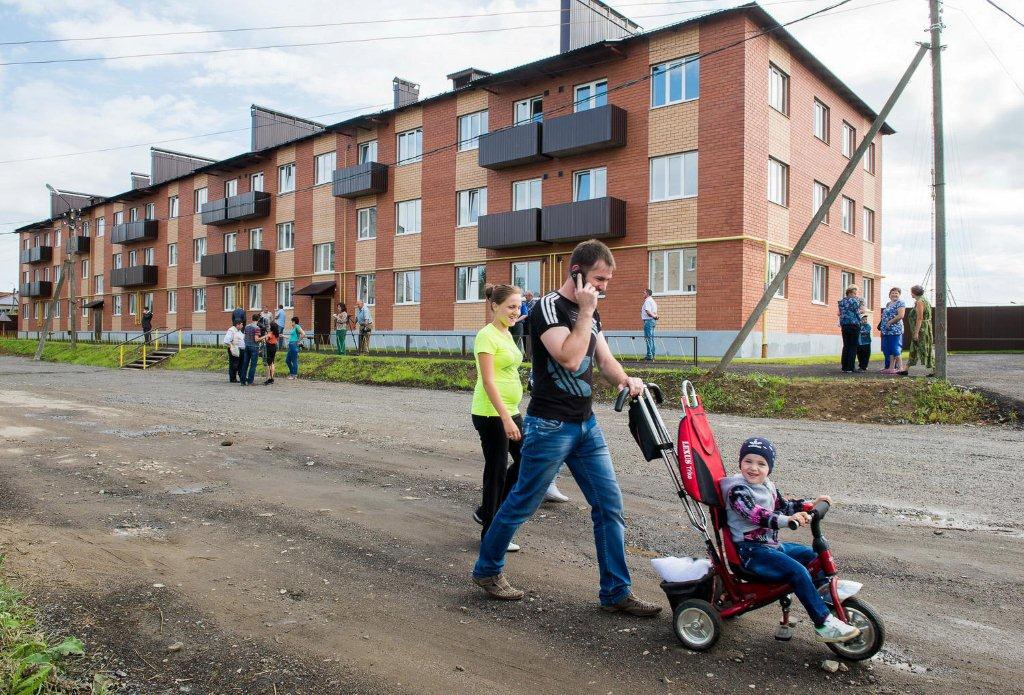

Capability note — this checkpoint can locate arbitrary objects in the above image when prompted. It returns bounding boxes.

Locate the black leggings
[472,414,523,539]
[840,324,860,372]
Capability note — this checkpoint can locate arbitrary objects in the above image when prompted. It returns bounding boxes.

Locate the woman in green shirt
[472,284,525,552]
[900,284,934,376]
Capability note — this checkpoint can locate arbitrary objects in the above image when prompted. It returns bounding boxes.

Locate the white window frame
[193,237,207,261]
[249,228,263,249]
[113,253,123,270]
[81,221,89,238]
[650,151,698,202]
[358,140,378,164]
[193,287,206,313]
[768,64,789,115]
[168,196,179,218]
[397,128,423,165]
[841,196,855,234]
[396,199,421,235]
[574,79,608,112]
[841,271,855,293]
[456,265,486,303]
[812,264,828,305]
[314,152,336,186]
[225,179,238,198]
[864,142,876,174]
[129,249,137,267]
[862,277,874,309]
[862,207,875,242]
[511,260,542,296]
[143,247,154,266]
[276,222,295,251]
[313,242,335,274]
[95,274,103,294]
[128,293,137,317]
[457,110,489,151]
[224,232,237,253]
[113,295,122,316]
[648,248,697,296]
[768,158,789,207]
[768,252,787,298]
[223,285,236,312]
[813,99,830,143]
[813,181,830,224]
[248,283,262,311]
[194,188,208,215]
[166,243,177,267]
[276,280,294,309]
[129,207,139,223]
[81,259,89,278]
[145,202,156,220]
[96,217,105,237]
[394,269,421,305]
[167,290,177,314]
[651,55,699,108]
[356,274,375,306]
[514,96,543,125]
[573,167,607,201]
[357,207,377,240]
[456,187,487,227]
[512,179,542,211]
[278,163,296,194]
[113,211,124,225]
[842,122,856,158]
[250,172,264,192]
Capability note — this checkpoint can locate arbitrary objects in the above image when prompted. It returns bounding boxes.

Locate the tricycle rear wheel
[827,597,885,661]
[672,599,722,651]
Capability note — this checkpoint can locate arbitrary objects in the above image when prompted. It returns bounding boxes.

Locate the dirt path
[0,356,1021,694]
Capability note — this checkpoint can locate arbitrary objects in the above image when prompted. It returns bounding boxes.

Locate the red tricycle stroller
[614,381,884,658]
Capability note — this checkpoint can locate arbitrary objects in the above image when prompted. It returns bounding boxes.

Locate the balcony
[332,161,388,198]
[20,281,53,298]
[67,236,91,255]
[200,249,271,278]
[477,121,549,170]
[477,209,545,250]
[110,265,158,287]
[201,191,271,226]
[541,196,626,244]
[111,220,159,245]
[20,246,53,264]
[541,105,627,159]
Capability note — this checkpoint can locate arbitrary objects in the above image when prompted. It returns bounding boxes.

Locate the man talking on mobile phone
[472,239,662,617]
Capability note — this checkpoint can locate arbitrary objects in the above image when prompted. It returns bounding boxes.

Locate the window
[356,274,375,306]
[43,267,50,281]
[248,283,262,310]
[142,202,155,220]
[54,230,60,247]
[167,290,177,314]
[651,55,699,107]
[193,287,206,313]
[276,281,294,309]
[813,181,830,223]
[768,158,789,207]
[813,99,830,143]
[249,228,263,249]
[168,196,179,218]
[224,232,237,253]
[53,299,60,318]
[864,142,876,174]
[223,285,236,312]
[650,151,698,201]
[574,79,608,112]
[768,252,787,298]
[96,217,105,237]
[396,199,421,235]
[649,248,697,295]
[128,293,137,317]
[514,96,543,125]
[313,242,335,273]
[225,179,238,197]
[573,167,607,201]
[841,271,855,292]
[841,196,855,234]
[276,222,294,251]
[129,249,137,266]
[842,122,856,158]
[144,247,154,265]
[512,179,542,211]
[250,172,264,192]
[812,264,828,304]
[129,207,139,222]
[358,140,377,164]
[194,187,208,215]
[397,129,423,165]
[357,207,377,240]
[193,237,206,260]
[512,260,542,296]
[456,265,486,302]
[113,253,123,269]
[81,259,89,278]
[113,211,124,225]
[862,207,875,242]
[315,152,336,185]
[862,277,874,309]
[113,295,122,316]
[278,163,296,193]
[456,188,487,227]
[395,270,421,305]
[458,110,489,151]
[81,221,89,238]
[768,64,789,115]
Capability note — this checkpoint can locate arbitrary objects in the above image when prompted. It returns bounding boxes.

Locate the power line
[983,0,1024,29]
[947,3,1024,97]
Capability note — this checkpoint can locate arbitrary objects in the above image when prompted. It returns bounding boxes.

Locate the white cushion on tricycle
[651,556,712,583]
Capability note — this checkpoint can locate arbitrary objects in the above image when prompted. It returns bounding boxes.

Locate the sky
[1,0,1022,306]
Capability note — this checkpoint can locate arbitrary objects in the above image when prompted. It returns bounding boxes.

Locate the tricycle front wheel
[673,598,722,651]
[827,597,885,661]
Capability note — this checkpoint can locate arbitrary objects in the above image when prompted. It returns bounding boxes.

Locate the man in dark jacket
[142,305,154,344]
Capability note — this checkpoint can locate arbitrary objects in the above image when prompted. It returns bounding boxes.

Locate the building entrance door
[313,297,331,350]
[93,306,103,341]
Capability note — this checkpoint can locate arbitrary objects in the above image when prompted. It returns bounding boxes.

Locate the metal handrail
[119,328,182,368]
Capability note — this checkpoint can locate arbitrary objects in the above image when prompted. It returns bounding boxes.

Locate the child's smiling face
[739,453,770,485]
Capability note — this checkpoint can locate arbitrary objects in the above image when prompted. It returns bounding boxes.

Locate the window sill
[394,302,420,307]
[842,229,855,235]
[456,299,485,304]
[457,145,480,153]
[650,97,698,111]
[815,136,830,146]
[313,181,332,189]
[193,310,207,314]
[395,231,422,237]
[456,223,479,229]
[650,194,697,203]
[811,300,826,306]
[313,270,335,276]
[768,200,789,209]
[277,248,295,253]
[357,236,377,242]
[653,291,696,297]
[770,106,789,118]
[396,160,423,167]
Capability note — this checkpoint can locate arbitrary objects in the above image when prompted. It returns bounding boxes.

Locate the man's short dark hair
[252,314,261,322]
[644,289,653,296]
[569,239,615,274]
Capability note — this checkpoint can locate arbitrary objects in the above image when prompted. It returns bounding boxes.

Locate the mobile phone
[570,264,585,285]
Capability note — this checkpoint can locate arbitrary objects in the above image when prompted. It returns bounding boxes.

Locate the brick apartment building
[15,3,889,356]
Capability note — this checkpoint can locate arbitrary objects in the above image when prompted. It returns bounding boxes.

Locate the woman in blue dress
[879,287,906,374]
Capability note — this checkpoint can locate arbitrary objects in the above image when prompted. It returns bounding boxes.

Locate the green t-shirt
[471,323,524,417]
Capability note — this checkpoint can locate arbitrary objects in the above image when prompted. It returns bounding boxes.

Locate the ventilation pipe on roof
[447,67,492,90]
[130,172,151,189]
[560,0,641,53]
[393,77,420,108]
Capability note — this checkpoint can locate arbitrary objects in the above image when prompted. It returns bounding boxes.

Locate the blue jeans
[239,345,259,384]
[286,342,300,376]
[881,334,903,368]
[737,542,829,627]
[643,319,656,359]
[473,414,631,606]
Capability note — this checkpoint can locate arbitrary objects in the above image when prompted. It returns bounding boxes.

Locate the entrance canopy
[83,299,105,309]
[294,281,336,296]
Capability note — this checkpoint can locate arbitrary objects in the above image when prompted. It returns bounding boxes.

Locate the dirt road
[0,356,1021,694]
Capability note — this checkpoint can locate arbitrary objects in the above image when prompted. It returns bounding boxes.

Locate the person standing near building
[355,300,373,355]
[332,302,350,355]
[141,304,154,344]
[275,304,288,352]
[240,314,262,386]
[837,285,865,373]
[223,318,244,383]
[286,316,305,379]
[472,240,661,617]
[260,317,280,385]
[900,285,934,376]
[231,305,245,327]
[641,289,659,361]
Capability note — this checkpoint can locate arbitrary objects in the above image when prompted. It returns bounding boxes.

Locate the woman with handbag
[222,318,245,383]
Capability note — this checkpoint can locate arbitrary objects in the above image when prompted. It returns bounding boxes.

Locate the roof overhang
[294,281,337,296]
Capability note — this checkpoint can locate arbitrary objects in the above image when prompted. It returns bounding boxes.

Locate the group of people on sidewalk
[838,284,934,376]
[330,300,374,355]
[223,304,305,384]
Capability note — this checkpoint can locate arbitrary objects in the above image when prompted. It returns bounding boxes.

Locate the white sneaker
[544,482,569,503]
[507,542,520,552]
[814,614,861,643]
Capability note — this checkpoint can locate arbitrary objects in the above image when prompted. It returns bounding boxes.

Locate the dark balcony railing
[20,281,53,298]
[111,220,159,245]
[200,249,271,278]
[541,196,626,244]
[541,105,627,159]
[110,265,158,287]
[67,236,91,255]
[332,161,388,198]
[202,191,271,226]
[20,246,53,264]
[477,208,545,250]
[477,121,549,170]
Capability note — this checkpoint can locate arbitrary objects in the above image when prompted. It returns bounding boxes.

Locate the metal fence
[948,306,1024,351]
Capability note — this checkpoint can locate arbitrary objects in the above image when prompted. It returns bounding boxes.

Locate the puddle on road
[112,524,166,539]
[168,483,213,495]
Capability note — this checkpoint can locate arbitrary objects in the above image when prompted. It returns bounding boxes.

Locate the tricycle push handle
[614,387,630,412]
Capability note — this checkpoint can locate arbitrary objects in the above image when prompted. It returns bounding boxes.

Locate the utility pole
[929,0,948,379]
[34,185,80,359]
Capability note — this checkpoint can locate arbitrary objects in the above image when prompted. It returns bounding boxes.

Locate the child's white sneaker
[544,482,570,503]
[814,615,861,643]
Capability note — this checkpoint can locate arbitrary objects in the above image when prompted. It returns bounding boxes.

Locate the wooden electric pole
[929,0,948,379]
[34,187,80,359]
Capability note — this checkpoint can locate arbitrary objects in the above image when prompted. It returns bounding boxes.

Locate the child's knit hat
[739,437,777,472]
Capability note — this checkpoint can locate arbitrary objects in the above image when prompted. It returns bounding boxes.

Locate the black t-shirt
[527,291,602,423]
